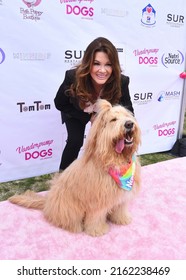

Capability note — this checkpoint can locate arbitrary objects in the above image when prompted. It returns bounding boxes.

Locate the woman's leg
[59,118,86,170]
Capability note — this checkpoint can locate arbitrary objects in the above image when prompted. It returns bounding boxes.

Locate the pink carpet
[0,157,186,260]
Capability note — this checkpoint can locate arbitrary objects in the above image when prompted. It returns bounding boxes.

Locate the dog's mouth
[125,130,134,145]
[115,128,134,154]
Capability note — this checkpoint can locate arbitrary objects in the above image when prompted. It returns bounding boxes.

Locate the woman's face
[90,51,112,87]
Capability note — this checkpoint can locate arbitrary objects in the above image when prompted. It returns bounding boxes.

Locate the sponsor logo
[161,50,184,68]
[141,3,156,27]
[157,90,181,102]
[153,121,176,137]
[166,14,184,28]
[66,4,93,17]
[17,101,51,113]
[133,92,153,105]
[0,48,5,64]
[101,8,129,18]
[116,45,126,71]
[64,49,85,66]
[13,52,51,61]
[64,47,126,67]
[60,0,94,20]
[16,140,53,161]
[133,48,159,66]
[20,0,43,21]
[22,0,41,8]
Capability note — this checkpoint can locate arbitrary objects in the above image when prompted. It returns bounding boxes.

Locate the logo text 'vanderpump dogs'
[133,48,159,65]
[60,0,94,19]
[16,140,53,160]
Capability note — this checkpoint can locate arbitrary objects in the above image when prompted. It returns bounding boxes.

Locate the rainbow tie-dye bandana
[108,155,136,191]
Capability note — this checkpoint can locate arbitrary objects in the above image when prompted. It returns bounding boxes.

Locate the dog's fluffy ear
[94,99,112,114]
[83,99,112,163]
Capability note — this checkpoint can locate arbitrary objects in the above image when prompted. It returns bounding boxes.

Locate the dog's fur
[9,100,141,236]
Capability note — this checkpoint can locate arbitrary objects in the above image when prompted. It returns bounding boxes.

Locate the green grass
[140,151,176,166]
[0,174,52,202]
[0,112,185,202]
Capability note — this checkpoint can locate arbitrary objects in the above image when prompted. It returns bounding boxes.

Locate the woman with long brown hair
[54,37,134,171]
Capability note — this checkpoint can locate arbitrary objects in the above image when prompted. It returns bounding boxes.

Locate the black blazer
[54,69,134,125]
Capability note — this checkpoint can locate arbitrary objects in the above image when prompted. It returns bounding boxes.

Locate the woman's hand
[84,101,95,113]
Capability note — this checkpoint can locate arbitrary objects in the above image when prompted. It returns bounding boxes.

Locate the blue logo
[157,92,165,102]
[141,4,156,26]
[157,90,181,102]
[161,50,184,68]
[0,48,5,64]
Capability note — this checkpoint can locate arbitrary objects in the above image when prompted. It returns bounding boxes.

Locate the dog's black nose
[124,121,134,130]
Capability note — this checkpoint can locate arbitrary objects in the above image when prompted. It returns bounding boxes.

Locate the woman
[54,37,134,171]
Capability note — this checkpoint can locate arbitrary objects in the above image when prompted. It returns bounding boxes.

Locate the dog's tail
[8,190,45,210]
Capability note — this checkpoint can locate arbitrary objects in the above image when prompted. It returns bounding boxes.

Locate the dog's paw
[85,223,109,237]
[72,226,84,233]
[65,223,83,233]
[121,214,132,225]
[109,213,132,225]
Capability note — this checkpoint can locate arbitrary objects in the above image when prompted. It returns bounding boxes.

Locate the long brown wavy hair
[69,37,122,109]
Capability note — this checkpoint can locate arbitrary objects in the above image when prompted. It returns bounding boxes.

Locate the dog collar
[108,155,136,191]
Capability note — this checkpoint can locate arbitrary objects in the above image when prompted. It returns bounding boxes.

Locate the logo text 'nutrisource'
[161,50,184,68]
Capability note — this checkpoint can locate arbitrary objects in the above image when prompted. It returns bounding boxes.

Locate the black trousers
[59,118,86,170]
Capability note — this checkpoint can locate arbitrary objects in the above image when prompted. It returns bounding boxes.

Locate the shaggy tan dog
[9,99,141,237]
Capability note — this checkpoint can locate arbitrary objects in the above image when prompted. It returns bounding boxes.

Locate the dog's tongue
[115,139,125,153]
